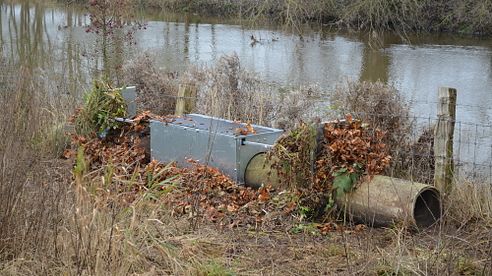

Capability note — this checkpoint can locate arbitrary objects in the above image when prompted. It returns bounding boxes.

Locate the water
[2,1,492,179]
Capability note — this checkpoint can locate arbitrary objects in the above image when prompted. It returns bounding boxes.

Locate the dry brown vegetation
[137,0,492,35]
[123,54,180,115]
[1,55,492,275]
[123,53,324,129]
[328,80,436,184]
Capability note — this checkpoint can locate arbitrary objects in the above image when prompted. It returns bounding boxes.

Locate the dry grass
[1,55,492,275]
[189,54,275,125]
[340,0,426,35]
[190,54,324,127]
[0,61,74,267]
[329,80,412,149]
[123,54,179,115]
[447,180,492,224]
[124,53,325,128]
[136,0,492,35]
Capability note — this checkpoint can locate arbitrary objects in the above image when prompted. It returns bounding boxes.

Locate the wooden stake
[434,87,457,195]
[175,84,197,116]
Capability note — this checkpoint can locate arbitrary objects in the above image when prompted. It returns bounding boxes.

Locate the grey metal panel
[150,114,284,184]
[150,120,239,181]
[122,86,137,118]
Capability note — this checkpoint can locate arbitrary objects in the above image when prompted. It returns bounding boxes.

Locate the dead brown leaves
[66,111,287,228]
[165,161,262,225]
[323,114,391,176]
[317,222,368,235]
[66,110,391,231]
[234,122,256,136]
[161,159,301,229]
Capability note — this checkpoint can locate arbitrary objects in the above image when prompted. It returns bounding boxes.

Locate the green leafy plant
[290,223,320,235]
[323,194,335,213]
[332,163,362,199]
[75,80,127,136]
[196,260,236,276]
[298,205,312,221]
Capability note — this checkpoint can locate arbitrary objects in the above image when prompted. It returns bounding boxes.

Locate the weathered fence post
[434,87,457,195]
[175,84,197,116]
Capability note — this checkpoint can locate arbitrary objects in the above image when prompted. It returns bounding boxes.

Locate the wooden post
[434,87,457,195]
[175,84,197,116]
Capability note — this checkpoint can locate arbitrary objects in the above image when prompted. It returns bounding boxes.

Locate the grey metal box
[121,86,137,118]
[150,114,283,184]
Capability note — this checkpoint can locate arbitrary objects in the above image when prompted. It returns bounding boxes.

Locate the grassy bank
[136,0,492,35]
[1,54,492,275]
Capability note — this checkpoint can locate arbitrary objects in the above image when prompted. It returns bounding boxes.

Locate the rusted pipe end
[413,187,442,228]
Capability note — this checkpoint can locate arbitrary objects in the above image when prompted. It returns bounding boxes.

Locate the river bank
[132,0,492,36]
[1,2,492,273]
[1,53,491,275]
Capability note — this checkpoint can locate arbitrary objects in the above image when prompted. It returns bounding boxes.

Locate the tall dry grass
[124,53,325,128]
[189,54,276,125]
[0,57,236,275]
[137,0,492,35]
[1,52,491,275]
[123,54,179,115]
[0,60,72,267]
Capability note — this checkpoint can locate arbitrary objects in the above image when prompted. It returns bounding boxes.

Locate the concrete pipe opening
[340,176,443,228]
[245,158,443,228]
[413,187,442,228]
[244,153,280,188]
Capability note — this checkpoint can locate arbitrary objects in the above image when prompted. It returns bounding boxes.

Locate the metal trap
[150,114,283,184]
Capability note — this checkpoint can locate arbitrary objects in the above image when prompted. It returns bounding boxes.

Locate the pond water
[2,1,492,178]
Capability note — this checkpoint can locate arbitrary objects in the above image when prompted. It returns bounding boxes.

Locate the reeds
[138,0,492,35]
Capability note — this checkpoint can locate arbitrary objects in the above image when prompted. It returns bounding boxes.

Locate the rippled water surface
[3,3,492,119]
[2,1,492,170]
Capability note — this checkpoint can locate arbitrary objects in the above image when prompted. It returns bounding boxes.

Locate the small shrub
[268,122,318,189]
[195,54,275,125]
[340,0,427,34]
[329,80,411,159]
[193,54,326,128]
[74,80,127,136]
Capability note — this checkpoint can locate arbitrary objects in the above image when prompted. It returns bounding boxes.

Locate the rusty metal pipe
[338,176,442,228]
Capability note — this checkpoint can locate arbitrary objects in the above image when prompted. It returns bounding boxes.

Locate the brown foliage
[329,80,435,183]
[323,115,391,176]
[267,115,392,221]
[67,111,295,228]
